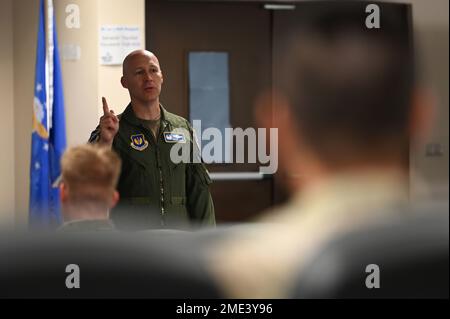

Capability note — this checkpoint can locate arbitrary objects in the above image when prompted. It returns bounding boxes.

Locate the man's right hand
[99,97,119,146]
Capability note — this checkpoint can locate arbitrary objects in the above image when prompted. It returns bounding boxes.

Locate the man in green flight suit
[89,50,215,230]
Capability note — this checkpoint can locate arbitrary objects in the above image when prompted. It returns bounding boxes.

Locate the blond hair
[61,145,121,205]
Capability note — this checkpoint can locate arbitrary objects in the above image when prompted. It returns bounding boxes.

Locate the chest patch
[130,134,149,151]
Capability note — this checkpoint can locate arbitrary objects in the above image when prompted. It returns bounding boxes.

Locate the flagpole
[46,0,54,132]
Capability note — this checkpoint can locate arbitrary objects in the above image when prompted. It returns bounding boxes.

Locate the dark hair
[279,2,414,164]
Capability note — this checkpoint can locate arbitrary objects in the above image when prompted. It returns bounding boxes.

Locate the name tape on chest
[164,132,186,143]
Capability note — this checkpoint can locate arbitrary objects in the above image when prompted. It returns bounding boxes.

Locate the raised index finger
[102,97,109,116]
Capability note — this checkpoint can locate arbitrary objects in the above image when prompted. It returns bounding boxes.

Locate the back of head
[279,2,414,167]
[61,145,121,213]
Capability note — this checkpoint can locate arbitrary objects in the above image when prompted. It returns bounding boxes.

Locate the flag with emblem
[29,0,66,228]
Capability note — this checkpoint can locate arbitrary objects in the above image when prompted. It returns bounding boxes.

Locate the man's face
[122,52,163,103]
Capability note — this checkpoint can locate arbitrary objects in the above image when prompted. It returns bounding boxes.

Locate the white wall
[0,0,15,227]
[98,0,146,116]
[13,0,39,226]
[53,0,144,147]
[54,0,100,148]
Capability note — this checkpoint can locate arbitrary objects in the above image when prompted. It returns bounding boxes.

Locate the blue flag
[29,0,66,228]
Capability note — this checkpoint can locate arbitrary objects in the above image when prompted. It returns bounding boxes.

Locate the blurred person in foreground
[57,145,121,232]
[206,6,434,298]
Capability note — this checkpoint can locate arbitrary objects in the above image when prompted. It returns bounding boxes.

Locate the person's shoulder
[162,106,190,128]
[57,219,116,232]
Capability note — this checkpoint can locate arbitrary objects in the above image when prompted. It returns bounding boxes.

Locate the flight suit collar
[160,104,173,133]
[122,103,174,132]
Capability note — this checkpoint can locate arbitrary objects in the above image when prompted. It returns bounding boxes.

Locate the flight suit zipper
[155,121,170,227]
